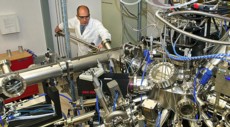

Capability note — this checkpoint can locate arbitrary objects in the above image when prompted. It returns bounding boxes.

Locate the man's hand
[55,26,62,33]
[98,43,104,49]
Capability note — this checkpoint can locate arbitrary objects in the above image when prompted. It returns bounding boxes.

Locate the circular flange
[1,74,26,98]
[176,97,198,119]
[222,110,230,127]
[148,62,176,88]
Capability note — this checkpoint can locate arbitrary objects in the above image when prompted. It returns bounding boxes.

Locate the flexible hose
[168,11,230,21]
[156,10,230,45]
[146,0,197,9]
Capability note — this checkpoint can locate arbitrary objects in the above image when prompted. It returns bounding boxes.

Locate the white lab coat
[59,17,111,56]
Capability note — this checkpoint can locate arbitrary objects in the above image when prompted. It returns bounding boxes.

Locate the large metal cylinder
[0,48,122,96]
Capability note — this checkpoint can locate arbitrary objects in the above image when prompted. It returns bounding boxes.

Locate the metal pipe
[71,48,121,72]
[19,64,63,85]
[75,98,96,107]
[60,0,72,58]
[58,32,98,50]
[67,110,95,124]
[55,110,95,125]
[0,60,11,74]
[104,42,112,50]
[95,88,110,115]
[201,111,214,127]
[59,31,112,50]
[160,109,170,127]
[0,48,122,89]
[155,10,230,45]
[205,46,226,70]
[93,73,110,115]
[168,11,230,21]
[137,1,142,41]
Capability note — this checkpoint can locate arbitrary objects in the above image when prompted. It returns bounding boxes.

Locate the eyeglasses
[78,15,90,19]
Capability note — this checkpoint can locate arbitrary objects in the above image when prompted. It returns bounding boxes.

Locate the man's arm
[55,17,77,33]
[96,21,112,49]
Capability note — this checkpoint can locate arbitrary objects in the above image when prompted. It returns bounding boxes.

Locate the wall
[102,0,122,48]
[48,0,102,58]
[0,0,47,55]
[147,4,162,38]
[102,0,147,48]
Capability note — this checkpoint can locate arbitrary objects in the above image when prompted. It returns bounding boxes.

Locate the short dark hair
[77,5,90,16]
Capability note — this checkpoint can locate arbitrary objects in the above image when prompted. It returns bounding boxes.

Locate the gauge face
[2,75,26,97]
[151,65,172,82]
[4,79,23,95]
[148,62,176,88]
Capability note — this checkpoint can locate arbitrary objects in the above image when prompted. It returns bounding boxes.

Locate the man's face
[77,8,90,25]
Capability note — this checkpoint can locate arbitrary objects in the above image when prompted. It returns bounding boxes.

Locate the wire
[166,25,230,63]
[0,116,4,127]
[113,91,119,111]
[59,93,72,102]
[62,112,67,120]
[120,0,141,6]
[156,110,162,127]
[96,96,100,123]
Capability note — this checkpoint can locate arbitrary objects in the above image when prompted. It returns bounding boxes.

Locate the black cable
[212,17,220,33]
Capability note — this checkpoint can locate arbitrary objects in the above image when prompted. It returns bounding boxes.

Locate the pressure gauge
[1,74,26,98]
[148,62,176,88]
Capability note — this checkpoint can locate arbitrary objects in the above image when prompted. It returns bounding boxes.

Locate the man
[55,5,111,56]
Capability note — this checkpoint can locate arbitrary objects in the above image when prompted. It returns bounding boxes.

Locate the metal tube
[60,0,72,58]
[201,111,214,127]
[0,60,11,74]
[54,111,95,125]
[71,48,122,72]
[137,1,142,41]
[155,10,230,45]
[58,32,99,50]
[95,88,110,115]
[205,46,226,70]
[19,64,63,85]
[67,110,95,124]
[168,11,230,21]
[0,48,122,89]
[160,109,170,127]
[104,42,112,50]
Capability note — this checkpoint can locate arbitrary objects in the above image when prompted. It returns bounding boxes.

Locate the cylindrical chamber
[0,48,122,86]
[6,49,12,57]
[0,60,12,74]
[18,46,24,53]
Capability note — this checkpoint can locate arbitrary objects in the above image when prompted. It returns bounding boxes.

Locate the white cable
[120,0,141,6]
[145,0,197,9]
